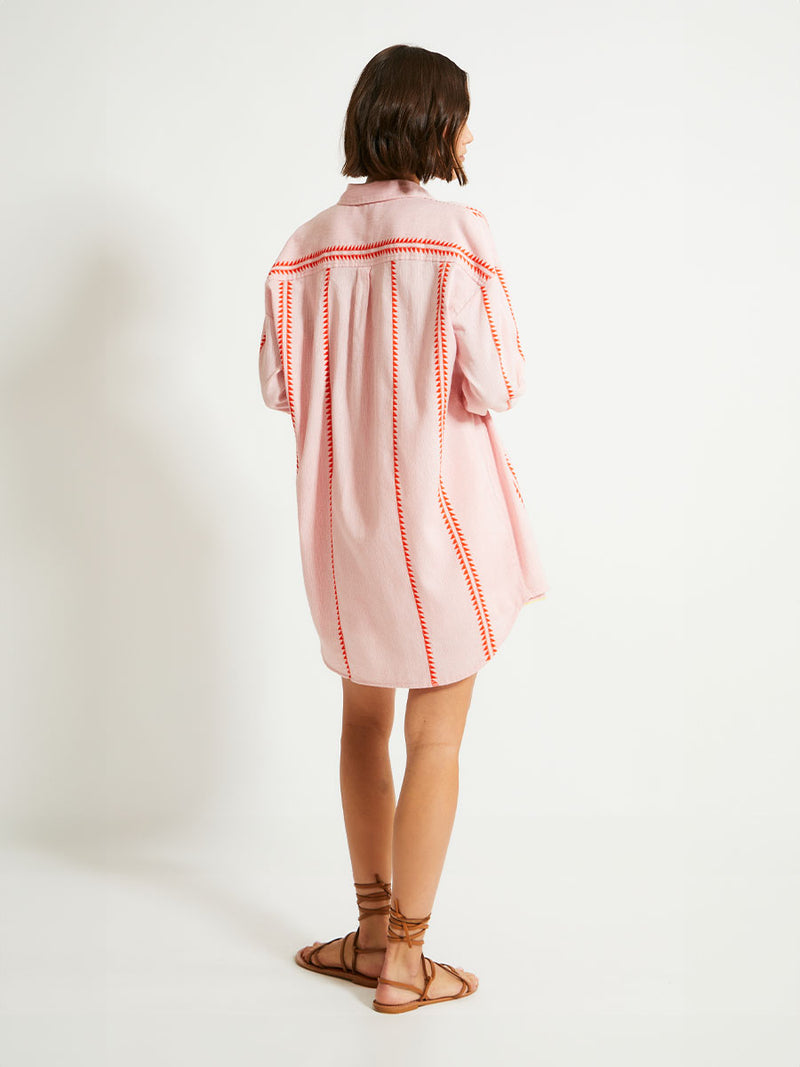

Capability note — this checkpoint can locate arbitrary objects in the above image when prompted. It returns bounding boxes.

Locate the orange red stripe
[322,267,350,677]
[274,280,299,469]
[480,284,514,407]
[391,260,438,686]
[269,237,494,283]
[284,281,299,471]
[433,261,497,661]
[504,449,525,505]
[495,267,525,364]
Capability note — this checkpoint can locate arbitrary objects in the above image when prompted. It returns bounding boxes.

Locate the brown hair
[341,45,470,186]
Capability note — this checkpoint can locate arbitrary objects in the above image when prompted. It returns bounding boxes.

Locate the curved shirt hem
[319,582,548,689]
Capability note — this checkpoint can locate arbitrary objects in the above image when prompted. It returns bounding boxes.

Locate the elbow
[461,383,524,417]
[260,374,291,413]
[498,372,527,412]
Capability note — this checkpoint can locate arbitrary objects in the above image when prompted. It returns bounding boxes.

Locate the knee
[341,717,393,746]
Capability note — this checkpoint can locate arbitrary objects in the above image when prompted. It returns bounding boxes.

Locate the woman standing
[258,44,548,1012]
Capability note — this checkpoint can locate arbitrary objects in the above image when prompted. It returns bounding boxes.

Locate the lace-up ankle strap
[354,873,392,920]
[386,896,432,948]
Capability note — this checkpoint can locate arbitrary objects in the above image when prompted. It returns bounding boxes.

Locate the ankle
[357,912,389,942]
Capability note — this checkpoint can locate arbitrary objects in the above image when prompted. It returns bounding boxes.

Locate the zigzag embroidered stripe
[480,284,514,407]
[322,266,350,676]
[433,261,495,658]
[283,280,299,471]
[269,238,494,283]
[495,266,525,363]
[391,259,438,686]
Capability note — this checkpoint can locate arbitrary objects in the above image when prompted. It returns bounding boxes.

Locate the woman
[258,44,548,1013]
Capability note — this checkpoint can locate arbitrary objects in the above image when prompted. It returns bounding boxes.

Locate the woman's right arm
[451,217,528,417]
[258,281,291,414]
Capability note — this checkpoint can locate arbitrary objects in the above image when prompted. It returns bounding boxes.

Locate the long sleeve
[258,306,290,413]
[451,223,527,417]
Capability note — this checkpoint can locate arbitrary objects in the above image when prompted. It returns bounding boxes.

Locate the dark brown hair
[341,45,470,186]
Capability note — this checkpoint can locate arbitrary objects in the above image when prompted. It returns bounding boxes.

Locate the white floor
[2,812,798,1067]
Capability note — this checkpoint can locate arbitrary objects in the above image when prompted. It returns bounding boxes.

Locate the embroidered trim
[433,261,497,660]
[495,267,525,363]
[269,237,495,283]
[480,284,514,407]
[284,282,298,459]
[322,266,350,677]
[464,205,487,221]
[391,259,437,686]
[504,450,525,505]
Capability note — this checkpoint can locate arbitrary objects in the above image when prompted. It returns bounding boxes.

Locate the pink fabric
[259,178,548,688]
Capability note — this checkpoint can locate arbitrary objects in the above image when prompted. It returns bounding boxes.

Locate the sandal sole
[372,988,476,1013]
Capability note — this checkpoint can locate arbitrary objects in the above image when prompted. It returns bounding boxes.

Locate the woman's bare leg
[298,671,480,999]
[298,677,396,975]
[376,672,479,1004]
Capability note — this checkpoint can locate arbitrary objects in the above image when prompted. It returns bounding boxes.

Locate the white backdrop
[1,1,798,1065]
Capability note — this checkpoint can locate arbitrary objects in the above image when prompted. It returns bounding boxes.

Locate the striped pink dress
[258,178,548,688]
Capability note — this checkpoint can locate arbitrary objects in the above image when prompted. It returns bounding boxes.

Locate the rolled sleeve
[258,306,290,413]
[452,265,527,417]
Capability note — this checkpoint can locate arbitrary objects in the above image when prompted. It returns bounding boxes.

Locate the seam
[269,238,495,282]
[339,193,431,206]
[451,270,494,319]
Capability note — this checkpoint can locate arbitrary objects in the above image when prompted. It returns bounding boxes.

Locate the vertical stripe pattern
[322,267,350,676]
[258,180,550,686]
[274,280,298,468]
[504,449,525,505]
[480,284,514,406]
[283,280,299,471]
[495,267,525,364]
[391,260,438,686]
[434,261,497,660]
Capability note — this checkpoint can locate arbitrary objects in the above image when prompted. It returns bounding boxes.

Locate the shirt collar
[337,179,434,206]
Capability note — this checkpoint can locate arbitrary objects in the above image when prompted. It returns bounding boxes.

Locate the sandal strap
[386,896,431,948]
[375,955,434,999]
[376,956,470,1003]
[432,959,470,996]
[354,872,392,921]
[340,929,353,973]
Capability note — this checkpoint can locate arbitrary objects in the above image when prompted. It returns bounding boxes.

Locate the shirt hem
[318,582,548,689]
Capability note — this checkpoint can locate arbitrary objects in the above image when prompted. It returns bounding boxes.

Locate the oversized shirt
[258,178,548,688]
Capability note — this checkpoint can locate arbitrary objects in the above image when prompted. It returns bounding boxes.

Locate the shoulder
[424,197,499,266]
[425,194,490,230]
[459,202,489,225]
[415,197,503,294]
[269,204,338,266]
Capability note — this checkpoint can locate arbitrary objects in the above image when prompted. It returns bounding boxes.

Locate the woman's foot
[298,914,389,979]
[375,952,478,1005]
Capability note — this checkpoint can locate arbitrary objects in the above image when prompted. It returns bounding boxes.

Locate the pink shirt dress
[258,178,548,688]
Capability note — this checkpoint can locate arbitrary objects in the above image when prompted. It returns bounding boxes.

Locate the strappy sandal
[372,896,477,1013]
[293,873,391,988]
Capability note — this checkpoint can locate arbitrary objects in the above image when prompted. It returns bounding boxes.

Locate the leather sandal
[372,896,477,1013]
[294,873,391,988]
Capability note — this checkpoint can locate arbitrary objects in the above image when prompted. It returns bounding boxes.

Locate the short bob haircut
[341,45,470,186]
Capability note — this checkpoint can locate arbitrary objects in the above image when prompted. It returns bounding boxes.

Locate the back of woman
[260,44,549,1014]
